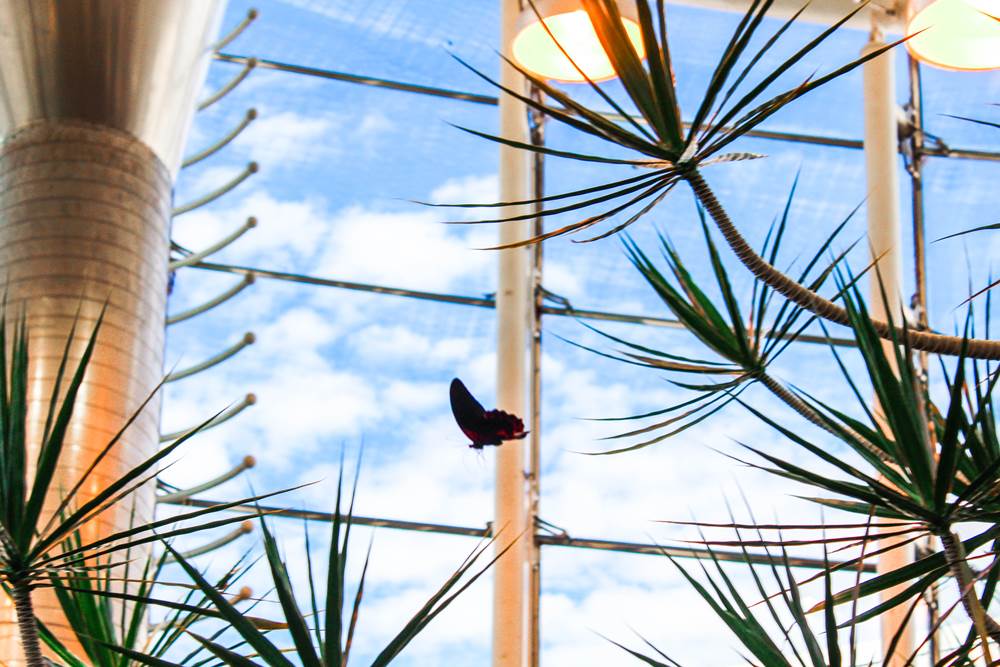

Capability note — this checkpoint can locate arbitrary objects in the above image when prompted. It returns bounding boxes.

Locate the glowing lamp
[512,0,646,83]
[906,0,1000,71]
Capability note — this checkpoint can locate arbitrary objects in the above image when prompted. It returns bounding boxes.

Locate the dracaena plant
[439,0,1000,360]
[612,250,1000,656]
[610,519,935,667]
[578,183,887,457]
[609,521,994,666]
[0,309,286,666]
[113,456,512,666]
[39,524,260,667]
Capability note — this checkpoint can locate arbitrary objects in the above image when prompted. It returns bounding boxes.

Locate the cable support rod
[164,332,255,383]
[160,393,256,442]
[189,261,857,348]
[157,456,257,503]
[162,521,255,563]
[160,497,876,572]
[198,57,258,111]
[173,163,258,216]
[213,53,1000,162]
[182,108,258,168]
[211,8,259,53]
[170,217,258,269]
[166,273,256,325]
[215,53,498,105]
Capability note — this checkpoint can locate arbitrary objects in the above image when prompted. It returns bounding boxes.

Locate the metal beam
[189,261,858,347]
[213,53,1000,163]
[161,497,877,572]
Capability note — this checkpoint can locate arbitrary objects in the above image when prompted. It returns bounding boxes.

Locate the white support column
[862,25,914,667]
[493,1,532,666]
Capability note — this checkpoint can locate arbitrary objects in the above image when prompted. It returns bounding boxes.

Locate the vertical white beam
[862,27,914,667]
[494,1,532,666]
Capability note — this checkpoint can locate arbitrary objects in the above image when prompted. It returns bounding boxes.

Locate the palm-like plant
[441,0,1000,360]
[0,310,286,666]
[613,507,996,667]
[619,264,1000,655]
[610,523,926,667]
[580,186,881,456]
[114,458,512,666]
[39,528,257,667]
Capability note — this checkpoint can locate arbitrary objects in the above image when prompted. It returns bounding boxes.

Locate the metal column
[0,2,224,661]
[862,21,914,667]
[494,1,533,665]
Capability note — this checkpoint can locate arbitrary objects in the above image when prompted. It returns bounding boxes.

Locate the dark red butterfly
[449,378,528,449]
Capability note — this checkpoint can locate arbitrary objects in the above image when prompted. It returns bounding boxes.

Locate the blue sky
[156,1,1000,664]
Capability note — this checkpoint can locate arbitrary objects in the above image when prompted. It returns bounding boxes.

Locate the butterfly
[449,378,528,449]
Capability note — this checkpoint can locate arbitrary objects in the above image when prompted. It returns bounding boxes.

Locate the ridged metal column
[0,1,224,662]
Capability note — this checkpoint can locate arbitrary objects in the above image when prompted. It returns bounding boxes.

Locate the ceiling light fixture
[906,0,1000,70]
[511,0,645,83]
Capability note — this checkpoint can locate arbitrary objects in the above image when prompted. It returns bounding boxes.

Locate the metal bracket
[159,393,256,442]
[182,108,257,168]
[173,162,258,216]
[535,516,570,539]
[169,217,257,269]
[158,455,257,503]
[162,520,254,563]
[167,273,255,325]
[211,8,259,53]
[164,332,255,383]
[198,57,257,111]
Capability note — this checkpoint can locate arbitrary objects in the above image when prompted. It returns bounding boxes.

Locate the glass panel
[163,281,498,527]
[178,69,500,295]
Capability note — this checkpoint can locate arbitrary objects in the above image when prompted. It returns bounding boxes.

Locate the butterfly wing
[450,378,490,445]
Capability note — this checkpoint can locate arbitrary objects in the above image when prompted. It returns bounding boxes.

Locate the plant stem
[11,578,44,667]
[684,169,1000,360]
[758,371,891,464]
[936,530,1000,644]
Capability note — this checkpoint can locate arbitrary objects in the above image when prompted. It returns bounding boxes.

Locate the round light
[906,0,1000,71]
[512,0,646,83]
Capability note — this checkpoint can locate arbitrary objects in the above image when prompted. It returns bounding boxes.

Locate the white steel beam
[494,1,533,666]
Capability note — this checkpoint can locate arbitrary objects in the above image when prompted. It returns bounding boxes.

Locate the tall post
[494,1,532,666]
[0,2,224,661]
[527,86,546,667]
[862,21,914,667]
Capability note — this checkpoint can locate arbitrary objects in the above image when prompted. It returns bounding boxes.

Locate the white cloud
[173,191,329,269]
[429,174,498,207]
[314,205,494,292]
[234,110,341,166]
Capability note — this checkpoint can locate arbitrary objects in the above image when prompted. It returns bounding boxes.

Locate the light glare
[907,0,1000,71]
[512,9,645,83]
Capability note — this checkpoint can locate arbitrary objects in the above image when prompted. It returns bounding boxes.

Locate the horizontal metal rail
[213,53,1000,162]
[217,53,497,106]
[190,260,857,347]
[161,497,876,572]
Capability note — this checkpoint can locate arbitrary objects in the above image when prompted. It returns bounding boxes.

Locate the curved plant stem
[11,578,44,667]
[758,372,891,464]
[684,169,1000,360]
[937,530,1000,644]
